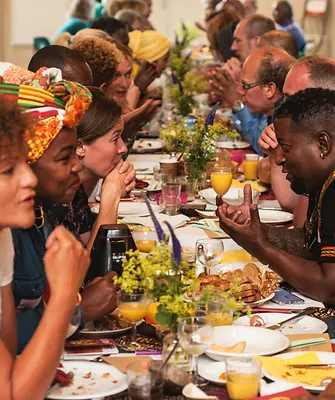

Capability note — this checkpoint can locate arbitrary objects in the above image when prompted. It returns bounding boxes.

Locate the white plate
[132,139,163,153]
[90,202,160,217]
[262,351,335,392]
[234,313,327,335]
[198,361,227,385]
[199,186,267,206]
[132,160,158,175]
[46,361,127,399]
[258,209,293,224]
[216,140,250,149]
[205,325,290,361]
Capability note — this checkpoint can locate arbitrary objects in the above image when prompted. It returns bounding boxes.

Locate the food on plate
[219,372,226,380]
[194,263,280,303]
[210,341,246,353]
[249,315,266,327]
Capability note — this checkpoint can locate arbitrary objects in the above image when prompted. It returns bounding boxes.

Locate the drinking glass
[210,166,233,196]
[127,359,164,400]
[178,316,214,387]
[161,183,181,216]
[226,357,261,400]
[196,238,224,275]
[243,154,259,181]
[175,176,198,202]
[117,292,149,351]
[207,298,233,327]
[65,302,82,339]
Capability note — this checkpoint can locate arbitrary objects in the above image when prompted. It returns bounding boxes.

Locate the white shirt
[0,228,14,324]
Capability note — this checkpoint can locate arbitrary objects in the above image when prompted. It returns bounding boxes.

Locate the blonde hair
[53,28,113,47]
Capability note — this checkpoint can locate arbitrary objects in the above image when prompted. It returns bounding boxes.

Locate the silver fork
[266,307,316,330]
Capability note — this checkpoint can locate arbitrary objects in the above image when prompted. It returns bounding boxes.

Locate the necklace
[34,204,45,229]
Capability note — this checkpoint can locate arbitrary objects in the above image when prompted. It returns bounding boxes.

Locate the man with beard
[258,56,335,227]
[217,88,335,318]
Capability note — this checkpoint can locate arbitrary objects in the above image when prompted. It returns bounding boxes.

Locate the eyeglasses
[241,80,267,91]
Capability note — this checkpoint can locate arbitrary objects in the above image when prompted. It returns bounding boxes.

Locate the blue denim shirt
[231,106,268,155]
[12,219,84,353]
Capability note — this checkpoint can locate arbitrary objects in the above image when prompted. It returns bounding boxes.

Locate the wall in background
[0,0,333,68]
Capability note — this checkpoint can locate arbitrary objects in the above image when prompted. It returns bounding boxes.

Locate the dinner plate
[132,160,159,175]
[258,209,293,224]
[90,202,160,217]
[261,351,335,392]
[79,321,138,339]
[198,361,227,385]
[199,185,266,206]
[216,140,250,149]
[234,313,328,335]
[46,361,127,399]
[132,139,163,153]
[205,325,290,361]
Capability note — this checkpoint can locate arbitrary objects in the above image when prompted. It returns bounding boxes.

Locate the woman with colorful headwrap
[129,30,170,78]
[0,63,120,353]
[0,86,90,397]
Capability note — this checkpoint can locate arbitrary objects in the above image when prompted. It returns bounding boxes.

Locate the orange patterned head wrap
[0,62,92,164]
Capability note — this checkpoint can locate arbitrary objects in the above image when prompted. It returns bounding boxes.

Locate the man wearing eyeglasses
[230,46,293,154]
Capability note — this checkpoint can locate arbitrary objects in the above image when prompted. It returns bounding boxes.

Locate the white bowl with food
[205,325,290,361]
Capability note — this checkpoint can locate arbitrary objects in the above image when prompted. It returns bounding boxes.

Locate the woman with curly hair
[53,0,94,38]
[0,90,90,398]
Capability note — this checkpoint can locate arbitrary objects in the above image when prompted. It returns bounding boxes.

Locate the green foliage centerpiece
[161,105,239,180]
[169,21,208,117]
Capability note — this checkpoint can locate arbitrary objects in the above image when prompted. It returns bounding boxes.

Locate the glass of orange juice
[243,154,259,181]
[210,166,233,196]
[226,357,261,399]
[207,298,233,327]
[132,229,157,253]
[117,292,150,350]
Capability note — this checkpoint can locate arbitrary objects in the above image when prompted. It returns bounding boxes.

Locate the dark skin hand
[208,68,241,108]
[122,99,161,141]
[81,271,118,321]
[216,184,335,306]
[134,61,157,94]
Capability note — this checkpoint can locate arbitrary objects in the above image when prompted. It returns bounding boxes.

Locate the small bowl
[132,230,158,253]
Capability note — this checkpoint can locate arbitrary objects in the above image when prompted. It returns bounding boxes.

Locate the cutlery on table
[288,364,335,369]
[265,307,316,330]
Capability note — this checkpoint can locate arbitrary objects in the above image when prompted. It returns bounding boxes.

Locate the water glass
[127,360,164,400]
[178,316,214,387]
[161,183,181,216]
[196,238,224,275]
[243,154,259,181]
[175,176,198,202]
[237,188,260,206]
[226,357,261,400]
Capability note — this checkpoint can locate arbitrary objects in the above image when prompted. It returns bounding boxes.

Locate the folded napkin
[182,383,218,400]
[122,214,190,230]
[259,382,308,397]
[101,355,152,373]
[288,337,328,349]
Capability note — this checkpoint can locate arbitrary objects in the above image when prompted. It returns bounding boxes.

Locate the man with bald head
[258,56,335,226]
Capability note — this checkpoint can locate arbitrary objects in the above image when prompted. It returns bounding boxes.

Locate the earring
[320,153,325,159]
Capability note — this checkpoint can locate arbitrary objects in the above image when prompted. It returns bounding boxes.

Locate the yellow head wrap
[129,30,170,75]
[0,62,92,164]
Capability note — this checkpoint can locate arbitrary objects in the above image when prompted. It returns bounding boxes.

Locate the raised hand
[134,61,157,93]
[258,124,278,154]
[208,68,241,108]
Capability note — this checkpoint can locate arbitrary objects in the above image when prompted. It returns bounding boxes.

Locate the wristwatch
[232,101,245,114]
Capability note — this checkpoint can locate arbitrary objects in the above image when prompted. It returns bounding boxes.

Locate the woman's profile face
[77,117,127,178]
[153,51,170,77]
[0,145,37,230]
[32,127,82,205]
[104,58,133,105]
